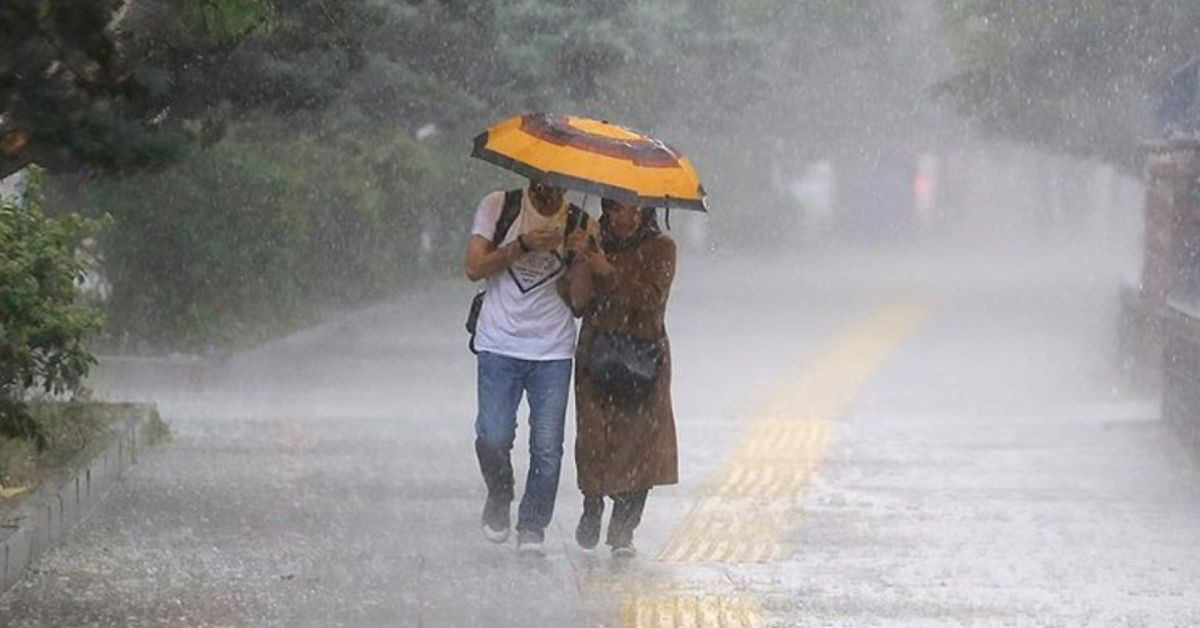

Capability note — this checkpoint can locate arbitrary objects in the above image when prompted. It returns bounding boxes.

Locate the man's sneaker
[611,543,637,559]
[482,521,510,543]
[517,529,546,557]
[481,499,510,544]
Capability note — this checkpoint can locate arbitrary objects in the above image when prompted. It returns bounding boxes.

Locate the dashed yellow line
[657,302,930,564]
[615,301,932,626]
[621,595,763,628]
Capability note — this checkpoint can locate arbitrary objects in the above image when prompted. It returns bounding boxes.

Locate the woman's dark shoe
[576,496,604,549]
[607,524,636,557]
[606,491,644,554]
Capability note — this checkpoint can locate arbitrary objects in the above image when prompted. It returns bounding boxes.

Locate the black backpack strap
[470,189,521,355]
[492,189,524,245]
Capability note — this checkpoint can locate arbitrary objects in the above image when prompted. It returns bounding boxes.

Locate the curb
[0,402,161,593]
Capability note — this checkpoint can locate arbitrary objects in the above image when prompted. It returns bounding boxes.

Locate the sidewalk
[2,245,1197,626]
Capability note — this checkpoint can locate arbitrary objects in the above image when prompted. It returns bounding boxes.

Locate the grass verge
[0,402,170,503]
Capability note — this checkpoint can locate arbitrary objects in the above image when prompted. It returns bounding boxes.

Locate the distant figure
[560,198,678,558]
[852,148,917,241]
[913,153,940,227]
[1157,56,1200,139]
[789,160,836,245]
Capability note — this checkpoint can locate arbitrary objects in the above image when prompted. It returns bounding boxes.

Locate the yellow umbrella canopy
[471,112,708,212]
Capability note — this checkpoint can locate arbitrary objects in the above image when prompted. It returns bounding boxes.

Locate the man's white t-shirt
[470,189,576,361]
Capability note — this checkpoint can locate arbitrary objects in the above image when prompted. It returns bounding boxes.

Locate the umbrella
[471,112,707,212]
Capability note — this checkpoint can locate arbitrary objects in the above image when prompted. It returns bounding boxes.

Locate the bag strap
[472,189,523,355]
[492,189,524,245]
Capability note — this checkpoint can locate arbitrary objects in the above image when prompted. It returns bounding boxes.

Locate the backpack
[466,189,588,354]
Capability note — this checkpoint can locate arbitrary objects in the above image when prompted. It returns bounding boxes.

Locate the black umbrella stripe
[520,113,683,169]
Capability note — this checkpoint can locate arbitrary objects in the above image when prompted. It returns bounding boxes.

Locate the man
[464,180,590,555]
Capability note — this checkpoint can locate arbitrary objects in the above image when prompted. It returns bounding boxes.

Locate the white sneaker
[517,530,546,557]
[611,545,637,559]
[481,499,511,544]
[482,522,510,544]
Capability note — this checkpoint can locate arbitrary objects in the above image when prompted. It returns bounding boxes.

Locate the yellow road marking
[657,302,930,564]
[621,595,763,628]
[612,301,932,626]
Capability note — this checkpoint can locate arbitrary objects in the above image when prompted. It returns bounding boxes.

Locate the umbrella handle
[562,192,589,265]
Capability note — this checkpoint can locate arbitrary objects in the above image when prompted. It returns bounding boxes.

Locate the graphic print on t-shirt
[508,250,566,293]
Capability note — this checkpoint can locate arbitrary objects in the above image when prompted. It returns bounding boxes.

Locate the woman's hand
[565,229,590,260]
[588,247,615,278]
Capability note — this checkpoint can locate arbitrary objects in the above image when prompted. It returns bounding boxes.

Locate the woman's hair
[599,199,660,251]
[638,206,660,231]
[600,198,659,229]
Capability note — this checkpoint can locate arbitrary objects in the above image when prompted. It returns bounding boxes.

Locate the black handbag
[587,331,663,397]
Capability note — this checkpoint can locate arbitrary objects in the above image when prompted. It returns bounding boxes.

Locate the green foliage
[0,0,179,176]
[197,0,274,40]
[938,0,1200,168]
[143,407,171,447]
[591,0,906,246]
[0,434,36,490]
[0,169,103,447]
[35,0,914,350]
[1,403,127,491]
[0,0,382,177]
[27,402,108,459]
[358,0,639,128]
[92,143,301,350]
[77,0,641,351]
[90,111,479,351]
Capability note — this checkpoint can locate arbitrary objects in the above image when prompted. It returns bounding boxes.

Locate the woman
[559,197,677,557]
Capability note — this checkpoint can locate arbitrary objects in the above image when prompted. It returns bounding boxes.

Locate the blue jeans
[474,352,572,533]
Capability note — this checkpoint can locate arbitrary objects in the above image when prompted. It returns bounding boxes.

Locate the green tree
[83,0,648,351]
[28,0,915,351]
[938,0,1200,168]
[589,0,907,244]
[0,169,102,446]
[0,0,382,177]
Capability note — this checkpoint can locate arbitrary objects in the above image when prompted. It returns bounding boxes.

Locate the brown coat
[562,234,678,496]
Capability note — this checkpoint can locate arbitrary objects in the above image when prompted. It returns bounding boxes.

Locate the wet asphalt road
[2,241,1200,627]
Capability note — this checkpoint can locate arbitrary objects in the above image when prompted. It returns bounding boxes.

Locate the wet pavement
[2,241,1200,627]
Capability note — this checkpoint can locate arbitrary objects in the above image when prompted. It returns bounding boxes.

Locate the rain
[1,1,1199,626]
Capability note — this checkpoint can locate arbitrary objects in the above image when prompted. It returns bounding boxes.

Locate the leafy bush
[90,120,488,353]
[91,143,301,351]
[938,0,1200,169]
[0,169,103,447]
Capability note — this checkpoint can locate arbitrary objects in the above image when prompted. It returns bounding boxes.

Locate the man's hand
[521,228,563,253]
